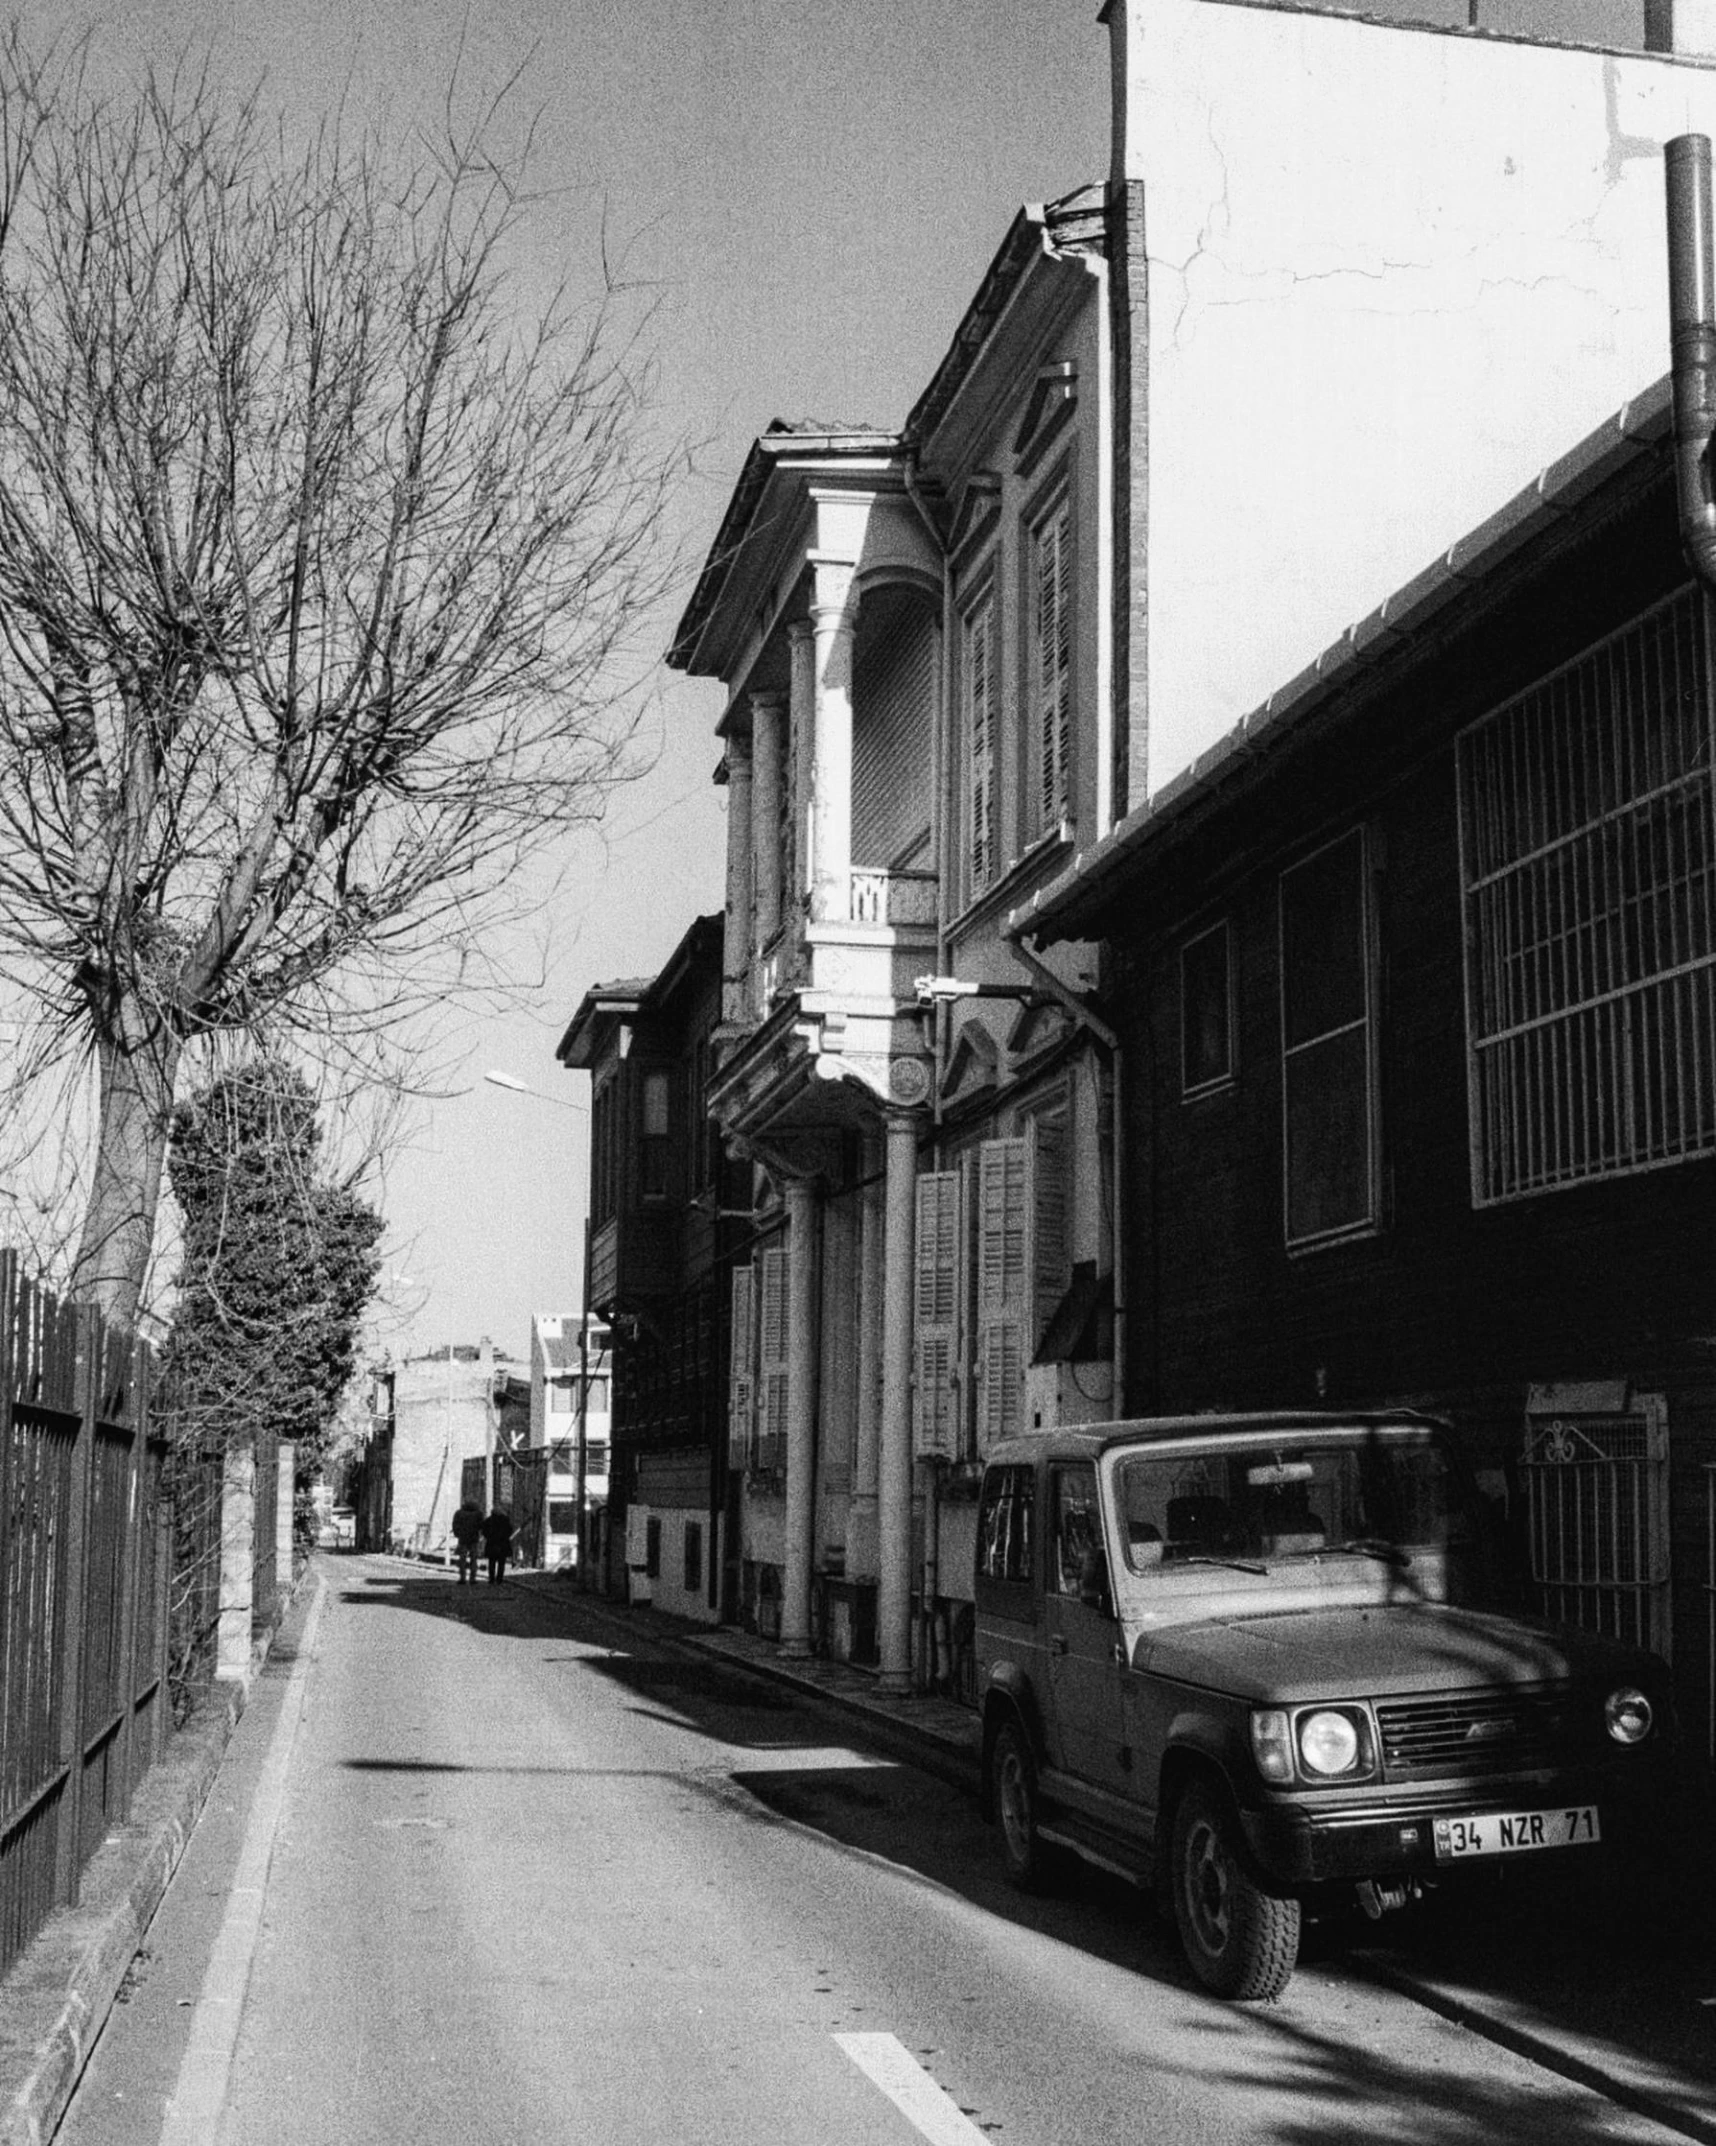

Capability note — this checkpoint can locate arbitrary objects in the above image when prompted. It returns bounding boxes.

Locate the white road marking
[158,1577,326,2146]
[834,2032,993,2146]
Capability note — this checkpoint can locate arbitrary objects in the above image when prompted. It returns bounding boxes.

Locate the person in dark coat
[450,1499,483,1584]
[481,1506,514,1584]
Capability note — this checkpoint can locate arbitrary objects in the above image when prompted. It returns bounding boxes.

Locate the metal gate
[1706,1465,1716,1762]
[1522,1385,1670,1659]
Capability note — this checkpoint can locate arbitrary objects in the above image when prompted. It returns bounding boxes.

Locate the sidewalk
[512,1570,1716,2146]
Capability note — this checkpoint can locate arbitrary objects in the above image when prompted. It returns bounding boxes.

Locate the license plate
[1432,1805,1601,1861]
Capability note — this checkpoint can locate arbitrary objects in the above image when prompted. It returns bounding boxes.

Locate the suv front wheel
[1170,1778,1301,2001]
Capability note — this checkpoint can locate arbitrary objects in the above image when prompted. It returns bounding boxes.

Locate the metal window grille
[1457,586,1716,1204]
[1522,1398,1669,1658]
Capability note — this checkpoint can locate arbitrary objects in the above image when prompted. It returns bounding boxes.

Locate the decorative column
[850,1127,884,1581]
[779,1175,821,1659]
[721,733,753,1026]
[788,618,815,925]
[750,689,786,955]
[809,558,857,925]
[877,1110,917,1694]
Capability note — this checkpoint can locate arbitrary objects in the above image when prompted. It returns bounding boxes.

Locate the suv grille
[1375,1686,1587,1780]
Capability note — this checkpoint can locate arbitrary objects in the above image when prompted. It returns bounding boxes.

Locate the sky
[0,0,1619,1365]
[21,0,1109,1364]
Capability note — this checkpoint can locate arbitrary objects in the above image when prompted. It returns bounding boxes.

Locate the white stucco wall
[1117,0,1716,786]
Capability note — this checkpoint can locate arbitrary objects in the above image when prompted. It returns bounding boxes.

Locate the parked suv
[975,1413,1670,2001]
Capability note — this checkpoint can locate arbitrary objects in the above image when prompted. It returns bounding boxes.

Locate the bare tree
[0,35,677,1327]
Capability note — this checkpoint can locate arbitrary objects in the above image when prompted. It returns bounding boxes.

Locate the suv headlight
[1250,1704,1375,1783]
[1299,1708,1363,1777]
[1605,1686,1653,1745]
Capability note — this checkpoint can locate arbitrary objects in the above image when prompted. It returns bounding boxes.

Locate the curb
[505,1571,983,1793]
[0,1596,293,2146]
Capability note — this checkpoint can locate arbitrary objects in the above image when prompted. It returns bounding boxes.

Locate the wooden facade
[559,916,741,1615]
[1019,388,1716,1770]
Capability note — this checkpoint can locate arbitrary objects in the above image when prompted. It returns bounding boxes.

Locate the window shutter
[755,1246,789,1470]
[1029,1107,1070,1354]
[966,599,996,896]
[1035,507,1072,831]
[976,1138,1029,1445]
[727,1263,755,1470]
[913,1171,963,1459]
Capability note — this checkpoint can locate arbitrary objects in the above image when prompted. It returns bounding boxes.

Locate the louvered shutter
[913,1171,963,1459]
[966,598,996,896]
[976,1138,1029,1446]
[1029,1108,1070,1354]
[727,1264,755,1470]
[755,1246,789,1471]
[1035,506,1072,831]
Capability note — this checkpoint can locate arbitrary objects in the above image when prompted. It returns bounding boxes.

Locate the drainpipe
[1666,135,1716,594]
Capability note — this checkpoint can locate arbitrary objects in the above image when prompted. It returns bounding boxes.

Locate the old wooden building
[1012,379,1716,1765]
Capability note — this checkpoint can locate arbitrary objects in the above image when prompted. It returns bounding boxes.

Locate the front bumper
[1238,1766,1660,1887]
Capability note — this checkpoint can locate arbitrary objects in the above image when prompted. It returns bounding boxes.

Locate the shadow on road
[327,1559,1716,2137]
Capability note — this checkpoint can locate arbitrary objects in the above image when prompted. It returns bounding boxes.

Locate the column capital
[786,615,815,649]
[748,686,788,719]
[725,729,753,772]
[809,554,858,629]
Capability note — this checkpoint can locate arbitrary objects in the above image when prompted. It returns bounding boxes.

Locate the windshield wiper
[1332,1537,1412,1568]
[1174,1553,1268,1576]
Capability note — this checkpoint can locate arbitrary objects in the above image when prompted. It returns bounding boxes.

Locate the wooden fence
[0,1252,169,1979]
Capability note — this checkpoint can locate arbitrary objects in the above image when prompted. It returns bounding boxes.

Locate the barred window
[1458,587,1716,1204]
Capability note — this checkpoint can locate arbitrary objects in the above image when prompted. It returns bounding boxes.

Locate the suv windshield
[1112,1425,1474,1574]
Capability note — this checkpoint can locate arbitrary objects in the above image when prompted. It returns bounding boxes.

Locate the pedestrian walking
[482,1505,514,1584]
[451,1498,483,1584]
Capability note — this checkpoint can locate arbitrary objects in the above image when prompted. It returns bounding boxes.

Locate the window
[1458,588,1716,1203]
[547,1500,578,1533]
[1027,496,1073,839]
[585,1440,609,1476]
[1047,1464,1103,1600]
[963,588,999,901]
[645,1515,661,1578]
[684,1520,703,1594]
[976,1463,1034,1585]
[919,1096,1074,1457]
[640,1070,671,1198]
[582,1375,609,1412]
[1182,921,1234,1097]
[1280,829,1378,1247]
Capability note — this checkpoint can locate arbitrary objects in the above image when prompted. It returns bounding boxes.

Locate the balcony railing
[850,867,937,927]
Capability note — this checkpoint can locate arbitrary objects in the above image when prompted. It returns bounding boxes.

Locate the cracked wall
[1119,0,1716,790]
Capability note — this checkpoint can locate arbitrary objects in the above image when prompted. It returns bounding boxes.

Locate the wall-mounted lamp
[484,1069,589,1112]
[914,974,1042,1007]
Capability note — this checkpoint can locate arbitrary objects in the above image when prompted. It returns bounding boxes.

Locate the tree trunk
[70,1021,182,1330]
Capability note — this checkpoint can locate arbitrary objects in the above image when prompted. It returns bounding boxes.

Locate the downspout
[1005,927,1127,1414]
[1666,136,1716,594]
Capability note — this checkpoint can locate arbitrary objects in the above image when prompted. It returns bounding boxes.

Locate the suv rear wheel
[992,1720,1051,1892]
[1171,1778,1301,2000]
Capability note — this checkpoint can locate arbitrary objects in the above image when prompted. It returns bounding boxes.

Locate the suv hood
[1131,1603,1638,1704]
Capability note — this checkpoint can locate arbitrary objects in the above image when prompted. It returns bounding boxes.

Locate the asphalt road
[57,1560,1697,2146]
